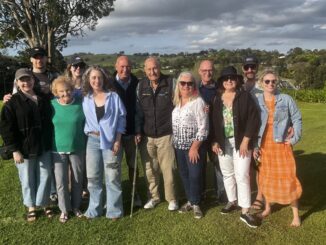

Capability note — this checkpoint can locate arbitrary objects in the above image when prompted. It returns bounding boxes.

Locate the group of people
[0,47,303,228]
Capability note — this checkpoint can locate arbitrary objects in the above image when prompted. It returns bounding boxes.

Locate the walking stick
[130,144,138,218]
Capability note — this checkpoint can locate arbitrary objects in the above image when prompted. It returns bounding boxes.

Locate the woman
[210,66,260,228]
[65,56,87,98]
[0,68,53,222]
[82,65,126,219]
[172,72,208,219]
[51,76,86,223]
[254,69,302,227]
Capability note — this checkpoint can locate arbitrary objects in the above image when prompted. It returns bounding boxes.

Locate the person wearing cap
[65,56,87,98]
[242,55,262,100]
[0,68,54,222]
[210,66,260,228]
[197,60,227,204]
[112,55,142,207]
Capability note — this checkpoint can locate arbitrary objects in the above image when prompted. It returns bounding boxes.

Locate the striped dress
[258,98,302,204]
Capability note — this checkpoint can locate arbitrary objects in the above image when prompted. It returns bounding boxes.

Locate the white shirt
[172,97,208,150]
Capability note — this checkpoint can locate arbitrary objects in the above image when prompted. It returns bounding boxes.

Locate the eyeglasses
[179,81,194,87]
[264,79,277,85]
[72,64,86,69]
[222,75,237,81]
[243,64,257,71]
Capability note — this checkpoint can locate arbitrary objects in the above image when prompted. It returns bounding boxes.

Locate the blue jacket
[257,92,302,147]
[83,92,126,150]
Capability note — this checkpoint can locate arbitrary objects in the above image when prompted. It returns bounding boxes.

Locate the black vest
[137,74,174,138]
[112,73,139,136]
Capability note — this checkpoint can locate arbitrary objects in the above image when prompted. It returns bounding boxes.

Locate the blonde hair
[51,75,74,97]
[173,71,198,106]
[257,68,280,87]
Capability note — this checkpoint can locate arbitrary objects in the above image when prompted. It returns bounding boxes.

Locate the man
[242,55,262,99]
[136,57,178,211]
[198,60,227,204]
[112,55,142,207]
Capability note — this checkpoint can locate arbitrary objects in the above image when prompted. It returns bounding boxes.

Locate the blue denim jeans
[16,151,52,207]
[175,147,204,205]
[52,151,85,213]
[85,135,123,218]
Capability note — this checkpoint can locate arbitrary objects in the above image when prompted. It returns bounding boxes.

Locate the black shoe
[240,213,260,228]
[220,202,238,214]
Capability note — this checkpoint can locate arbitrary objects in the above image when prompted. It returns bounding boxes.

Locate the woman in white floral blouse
[172,71,208,219]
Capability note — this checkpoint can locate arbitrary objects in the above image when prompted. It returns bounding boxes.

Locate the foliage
[0,0,115,62]
[283,89,326,103]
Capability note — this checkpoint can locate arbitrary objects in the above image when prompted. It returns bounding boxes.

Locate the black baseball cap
[243,55,259,66]
[70,56,86,66]
[30,47,47,58]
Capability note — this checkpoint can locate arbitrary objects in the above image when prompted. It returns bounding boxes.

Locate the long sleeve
[0,104,19,151]
[194,98,209,141]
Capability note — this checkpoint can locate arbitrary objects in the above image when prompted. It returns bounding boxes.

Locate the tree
[0,0,115,63]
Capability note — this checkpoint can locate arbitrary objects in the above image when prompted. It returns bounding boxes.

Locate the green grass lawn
[0,102,326,244]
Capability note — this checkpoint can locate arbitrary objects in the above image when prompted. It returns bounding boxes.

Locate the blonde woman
[255,69,302,227]
[172,72,208,219]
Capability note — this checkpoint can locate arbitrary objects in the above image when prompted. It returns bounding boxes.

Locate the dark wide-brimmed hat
[217,66,243,86]
[30,47,47,58]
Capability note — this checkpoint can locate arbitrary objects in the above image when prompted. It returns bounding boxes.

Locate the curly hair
[82,65,114,96]
[51,75,74,97]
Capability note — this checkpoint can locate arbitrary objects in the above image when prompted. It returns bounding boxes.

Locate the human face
[262,73,277,94]
[198,61,214,85]
[144,59,160,83]
[222,75,237,92]
[16,76,34,94]
[242,64,257,80]
[56,83,73,104]
[89,69,104,92]
[70,63,85,79]
[179,74,194,98]
[115,57,131,82]
[30,55,47,71]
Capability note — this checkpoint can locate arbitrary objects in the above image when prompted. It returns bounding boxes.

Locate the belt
[88,131,100,136]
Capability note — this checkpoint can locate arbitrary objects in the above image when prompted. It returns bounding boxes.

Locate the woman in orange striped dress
[254,69,302,227]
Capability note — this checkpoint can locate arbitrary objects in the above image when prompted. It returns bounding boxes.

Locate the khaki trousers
[139,135,176,202]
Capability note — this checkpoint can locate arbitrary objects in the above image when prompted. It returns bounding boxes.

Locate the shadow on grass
[294,150,326,222]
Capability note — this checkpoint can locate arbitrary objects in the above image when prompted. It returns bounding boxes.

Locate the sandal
[59,212,68,223]
[73,209,83,218]
[27,210,37,222]
[44,208,54,218]
[251,199,265,210]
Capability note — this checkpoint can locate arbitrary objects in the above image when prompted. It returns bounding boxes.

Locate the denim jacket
[257,92,302,147]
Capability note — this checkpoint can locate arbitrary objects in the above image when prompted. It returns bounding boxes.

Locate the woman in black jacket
[210,66,260,228]
[0,68,53,222]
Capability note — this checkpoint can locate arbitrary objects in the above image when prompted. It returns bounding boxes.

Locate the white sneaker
[144,199,160,209]
[168,200,179,211]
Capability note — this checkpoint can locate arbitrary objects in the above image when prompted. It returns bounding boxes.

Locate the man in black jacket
[136,57,178,211]
[112,55,142,207]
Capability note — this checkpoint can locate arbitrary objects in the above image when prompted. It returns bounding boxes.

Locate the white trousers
[218,137,251,208]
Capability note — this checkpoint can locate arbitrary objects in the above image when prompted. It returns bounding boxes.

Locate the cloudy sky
[63,0,326,55]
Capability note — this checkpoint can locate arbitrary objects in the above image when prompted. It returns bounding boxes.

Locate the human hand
[239,140,249,158]
[112,141,121,155]
[3,93,12,103]
[134,134,141,145]
[189,146,200,164]
[211,142,222,155]
[13,151,24,164]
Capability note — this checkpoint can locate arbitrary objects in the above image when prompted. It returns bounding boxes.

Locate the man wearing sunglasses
[242,55,262,99]
[198,60,227,205]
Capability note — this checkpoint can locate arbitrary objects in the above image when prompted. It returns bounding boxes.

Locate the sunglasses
[222,75,237,81]
[264,79,277,85]
[72,63,86,69]
[243,64,257,71]
[179,81,194,87]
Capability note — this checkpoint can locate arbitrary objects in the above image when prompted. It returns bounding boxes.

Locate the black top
[112,72,139,136]
[137,74,174,138]
[95,105,105,122]
[0,91,53,158]
[209,89,260,152]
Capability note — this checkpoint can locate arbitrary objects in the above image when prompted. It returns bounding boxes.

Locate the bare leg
[260,201,271,218]
[251,171,264,210]
[290,199,301,227]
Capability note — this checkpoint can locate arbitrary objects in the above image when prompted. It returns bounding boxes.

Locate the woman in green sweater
[51,76,86,223]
